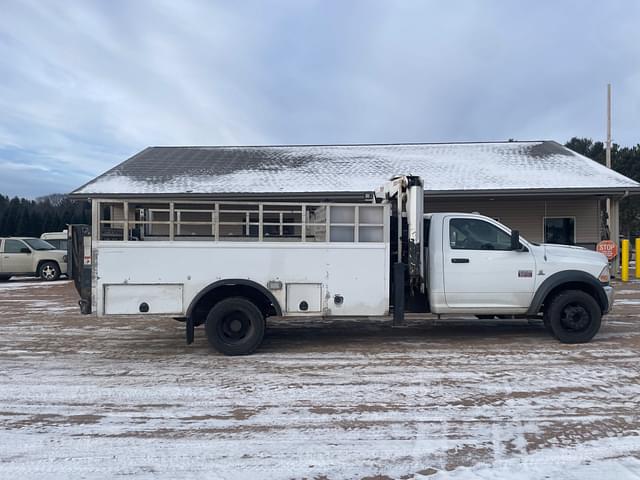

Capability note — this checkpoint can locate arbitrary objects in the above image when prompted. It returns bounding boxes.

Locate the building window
[544,217,575,245]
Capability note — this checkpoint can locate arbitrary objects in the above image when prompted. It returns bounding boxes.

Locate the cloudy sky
[1,0,639,197]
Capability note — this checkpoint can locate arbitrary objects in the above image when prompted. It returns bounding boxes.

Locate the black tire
[39,261,60,281]
[205,297,265,355]
[544,290,601,343]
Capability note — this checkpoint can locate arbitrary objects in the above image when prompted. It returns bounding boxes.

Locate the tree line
[0,195,91,237]
[0,137,638,238]
[565,137,640,238]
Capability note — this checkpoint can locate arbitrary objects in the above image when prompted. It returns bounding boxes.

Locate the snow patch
[614,299,640,306]
[0,280,71,290]
[75,142,640,195]
[429,435,640,479]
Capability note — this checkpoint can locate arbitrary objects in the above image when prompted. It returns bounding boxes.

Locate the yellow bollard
[636,238,640,279]
[621,239,630,282]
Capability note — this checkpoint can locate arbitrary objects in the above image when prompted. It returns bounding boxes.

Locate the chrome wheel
[40,262,59,281]
[42,265,56,280]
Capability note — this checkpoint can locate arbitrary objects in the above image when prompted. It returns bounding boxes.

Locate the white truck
[70,176,613,355]
[40,230,68,251]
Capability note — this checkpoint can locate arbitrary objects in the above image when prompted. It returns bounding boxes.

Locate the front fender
[527,270,609,315]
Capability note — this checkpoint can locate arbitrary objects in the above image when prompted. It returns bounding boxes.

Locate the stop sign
[597,240,618,260]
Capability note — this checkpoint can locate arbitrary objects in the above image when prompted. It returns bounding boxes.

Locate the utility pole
[606,83,612,169]
[605,83,620,275]
[606,83,612,238]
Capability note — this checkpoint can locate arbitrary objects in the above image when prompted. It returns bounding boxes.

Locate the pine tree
[566,138,640,237]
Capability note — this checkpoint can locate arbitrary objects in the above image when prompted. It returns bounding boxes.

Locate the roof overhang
[69,186,640,202]
[424,187,640,198]
[68,191,373,202]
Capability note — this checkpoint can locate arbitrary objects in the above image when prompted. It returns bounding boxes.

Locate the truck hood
[36,250,67,262]
[537,243,608,263]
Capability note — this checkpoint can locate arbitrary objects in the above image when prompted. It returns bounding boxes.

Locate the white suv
[0,238,68,281]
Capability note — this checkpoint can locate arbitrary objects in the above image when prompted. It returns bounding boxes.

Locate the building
[71,140,640,250]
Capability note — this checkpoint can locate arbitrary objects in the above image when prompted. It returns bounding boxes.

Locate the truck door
[443,216,536,310]
[2,239,34,274]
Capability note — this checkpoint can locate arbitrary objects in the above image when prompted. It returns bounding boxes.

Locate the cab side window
[450,218,512,251]
[4,239,28,253]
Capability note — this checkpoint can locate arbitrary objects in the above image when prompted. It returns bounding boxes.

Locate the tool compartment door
[286,283,322,313]
[104,284,184,314]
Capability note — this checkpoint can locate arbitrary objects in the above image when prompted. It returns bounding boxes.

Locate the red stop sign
[597,240,618,260]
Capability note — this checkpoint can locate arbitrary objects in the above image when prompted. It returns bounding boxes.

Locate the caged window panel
[96,201,386,244]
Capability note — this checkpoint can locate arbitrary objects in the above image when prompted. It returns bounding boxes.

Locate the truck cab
[421,212,612,342]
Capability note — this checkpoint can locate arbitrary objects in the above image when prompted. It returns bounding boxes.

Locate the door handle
[451,258,469,263]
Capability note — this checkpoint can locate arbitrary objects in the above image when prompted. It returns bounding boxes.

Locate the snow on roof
[72,141,640,196]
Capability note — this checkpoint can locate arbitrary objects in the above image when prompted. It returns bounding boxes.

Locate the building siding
[425,197,602,248]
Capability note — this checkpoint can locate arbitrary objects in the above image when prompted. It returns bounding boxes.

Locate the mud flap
[186,316,195,345]
[79,299,91,315]
[393,262,406,326]
[69,224,92,314]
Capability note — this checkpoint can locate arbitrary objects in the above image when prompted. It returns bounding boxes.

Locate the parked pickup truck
[40,230,68,251]
[0,237,68,281]
[70,175,613,355]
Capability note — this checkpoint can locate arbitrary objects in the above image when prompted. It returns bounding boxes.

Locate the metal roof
[71,141,640,198]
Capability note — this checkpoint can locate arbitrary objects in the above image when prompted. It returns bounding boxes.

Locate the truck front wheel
[544,290,601,343]
[205,297,265,355]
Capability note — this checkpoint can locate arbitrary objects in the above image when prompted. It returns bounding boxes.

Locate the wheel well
[542,282,606,313]
[36,259,59,273]
[189,283,280,326]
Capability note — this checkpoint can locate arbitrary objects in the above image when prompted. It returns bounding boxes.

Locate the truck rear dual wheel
[205,297,266,356]
[544,290,601,343]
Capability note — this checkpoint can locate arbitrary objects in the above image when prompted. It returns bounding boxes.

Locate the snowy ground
[0,279,639,479]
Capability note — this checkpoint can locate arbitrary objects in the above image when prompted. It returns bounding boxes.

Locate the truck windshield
[24,239,56,251]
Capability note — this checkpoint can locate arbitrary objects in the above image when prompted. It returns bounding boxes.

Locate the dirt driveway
[1,279,639,479]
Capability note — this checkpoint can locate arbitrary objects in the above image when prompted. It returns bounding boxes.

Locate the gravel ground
[0,279,639,479]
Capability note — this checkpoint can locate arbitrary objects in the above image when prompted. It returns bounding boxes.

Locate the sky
[0,0,639,198]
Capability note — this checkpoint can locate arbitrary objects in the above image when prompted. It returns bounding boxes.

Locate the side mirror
[510,230,520,251]
[20,247,31,254]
